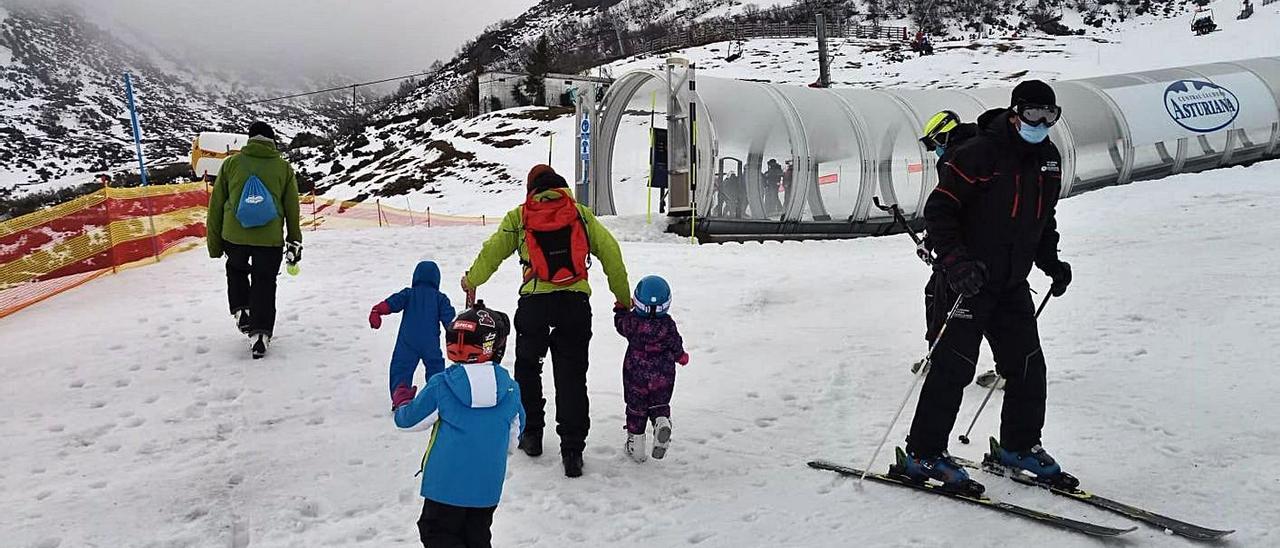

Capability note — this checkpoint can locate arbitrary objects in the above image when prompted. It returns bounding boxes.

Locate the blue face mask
[934,147,946,159]
[1018,122,1050,144]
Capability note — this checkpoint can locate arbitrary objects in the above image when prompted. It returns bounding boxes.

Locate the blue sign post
[579,117,591,204]
[124,73,149,186]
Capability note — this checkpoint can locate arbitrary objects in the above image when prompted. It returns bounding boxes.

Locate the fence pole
[548,134,554,165]
[377,199,384,227]
[310,187,318,231]
[406,196,414,226]
[427,207,432,228]
[482,215,486,226]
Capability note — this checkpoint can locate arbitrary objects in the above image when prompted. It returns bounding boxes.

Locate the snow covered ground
[4,158,1280,547]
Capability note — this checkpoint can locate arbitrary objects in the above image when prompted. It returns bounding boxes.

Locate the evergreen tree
[518,36,555,107]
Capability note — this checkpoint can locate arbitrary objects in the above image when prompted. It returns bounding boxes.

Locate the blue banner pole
[124,73,149,186]
[124,72,161,261]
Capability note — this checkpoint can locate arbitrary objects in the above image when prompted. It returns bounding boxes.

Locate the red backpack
[521,188,591,285]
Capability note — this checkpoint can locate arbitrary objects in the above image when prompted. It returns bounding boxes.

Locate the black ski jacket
[924,108,1063,290]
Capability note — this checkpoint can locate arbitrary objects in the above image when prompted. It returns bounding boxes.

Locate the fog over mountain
[16,0,541,85]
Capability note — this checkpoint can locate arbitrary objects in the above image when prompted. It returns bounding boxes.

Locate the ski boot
[651,417,672,460]
[234,309,252,334]
[251,333,270,360]
[984,437,1079,489]
[625,431,647,463]
[890,447,985,496]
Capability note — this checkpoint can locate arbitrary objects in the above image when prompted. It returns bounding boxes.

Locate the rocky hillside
[0,1,337,204]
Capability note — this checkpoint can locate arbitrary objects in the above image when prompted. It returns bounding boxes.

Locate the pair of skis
[808,456,1233,540]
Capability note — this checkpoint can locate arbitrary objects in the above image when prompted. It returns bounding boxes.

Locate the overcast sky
[64,0,542,86]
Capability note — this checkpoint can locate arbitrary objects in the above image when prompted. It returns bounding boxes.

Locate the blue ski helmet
[632,275,672,318]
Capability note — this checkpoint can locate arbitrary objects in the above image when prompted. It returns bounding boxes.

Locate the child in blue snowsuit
[614,275,688,463]
[370,261,456,404]
[393,303,524,548]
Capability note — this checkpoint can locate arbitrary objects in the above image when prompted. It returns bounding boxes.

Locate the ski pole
[873,196,933,266]
[860,294,966,483]
[957,291,1053,445]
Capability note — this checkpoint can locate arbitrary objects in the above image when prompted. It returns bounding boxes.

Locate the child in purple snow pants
[615,275,688,462]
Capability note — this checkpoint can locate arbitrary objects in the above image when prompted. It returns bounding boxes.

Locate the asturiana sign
[1164,80,1240,133]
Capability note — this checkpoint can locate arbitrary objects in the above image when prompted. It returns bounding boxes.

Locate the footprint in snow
[754,417,777,428]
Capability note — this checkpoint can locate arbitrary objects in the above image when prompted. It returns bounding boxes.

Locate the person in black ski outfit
[898,81,1076,492]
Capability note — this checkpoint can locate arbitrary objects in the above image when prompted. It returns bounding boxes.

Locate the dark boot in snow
[234,309,252,334]
[985,437,1079,489]
[562,451,583,478]
[518,431,543,457]
[251,334,270,360]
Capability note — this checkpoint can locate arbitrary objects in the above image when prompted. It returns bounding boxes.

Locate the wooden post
[406,196,414,226]
[377,199,384,227]
[427,207,432,228]
[310,187,318,231]
[482,215,486,226]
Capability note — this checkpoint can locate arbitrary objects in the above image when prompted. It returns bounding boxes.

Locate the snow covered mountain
[0,1,337,201]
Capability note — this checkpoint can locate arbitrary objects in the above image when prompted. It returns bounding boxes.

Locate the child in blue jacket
[371,260,456,404]
[393,302,524,548]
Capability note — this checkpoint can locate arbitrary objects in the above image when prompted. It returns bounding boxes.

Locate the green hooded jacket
[465,190,630,304]
[206,138,302,257]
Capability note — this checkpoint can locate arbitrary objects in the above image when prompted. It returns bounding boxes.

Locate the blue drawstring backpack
[235,174,277,228]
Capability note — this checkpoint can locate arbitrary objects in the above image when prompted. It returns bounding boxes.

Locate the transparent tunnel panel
[830,89,926,219]
[696,77,796,221]
[609,77,670,216]
[773,85,865,222]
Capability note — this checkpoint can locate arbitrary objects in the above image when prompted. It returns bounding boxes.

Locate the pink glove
[392,384,417,410]
[369,301,390,329]
[677,352,690,366]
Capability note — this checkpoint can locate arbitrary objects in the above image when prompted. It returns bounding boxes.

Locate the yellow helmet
[920,110,960,150]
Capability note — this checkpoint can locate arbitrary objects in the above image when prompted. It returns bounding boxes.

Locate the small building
[478,71,614,114]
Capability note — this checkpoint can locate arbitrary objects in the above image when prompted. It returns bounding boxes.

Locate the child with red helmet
[614,275,688,463]
[393,301,524,548]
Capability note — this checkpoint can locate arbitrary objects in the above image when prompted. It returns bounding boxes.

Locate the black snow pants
[417,498,496,548]
[223,242,283,337]
[514,291,593,453]
[906,278,1047,457]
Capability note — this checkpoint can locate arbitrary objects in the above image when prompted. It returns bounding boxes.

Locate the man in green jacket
[461,164,630,478]
[206,121,302,359]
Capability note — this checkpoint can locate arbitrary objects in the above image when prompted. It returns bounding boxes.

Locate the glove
[284,241,302,265]
[616,298,633,310]
[391,384,417,410]
[677,352,690,366]
[1043,261,1072,297]
[369,301,391,329]
[943,256,987,298]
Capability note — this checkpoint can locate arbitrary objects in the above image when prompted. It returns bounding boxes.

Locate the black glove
[1043,260,1072,297]
[944,257,987,298]
[285,241,303,265]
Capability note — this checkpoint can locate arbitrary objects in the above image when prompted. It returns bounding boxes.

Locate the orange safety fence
[1,186,492,319]
[0,182,210,319]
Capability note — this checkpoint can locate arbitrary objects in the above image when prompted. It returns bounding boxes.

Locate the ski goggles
[1014,103,1062,127]
[920,129,955,152]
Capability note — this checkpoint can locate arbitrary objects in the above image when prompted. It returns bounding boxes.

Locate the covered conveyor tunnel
[577,56,1280,241]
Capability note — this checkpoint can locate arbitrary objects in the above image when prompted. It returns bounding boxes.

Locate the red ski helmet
[446,301,511,364]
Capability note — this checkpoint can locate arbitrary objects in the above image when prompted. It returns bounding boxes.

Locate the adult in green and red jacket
[206,121,302,340]
[461,164,630,478]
